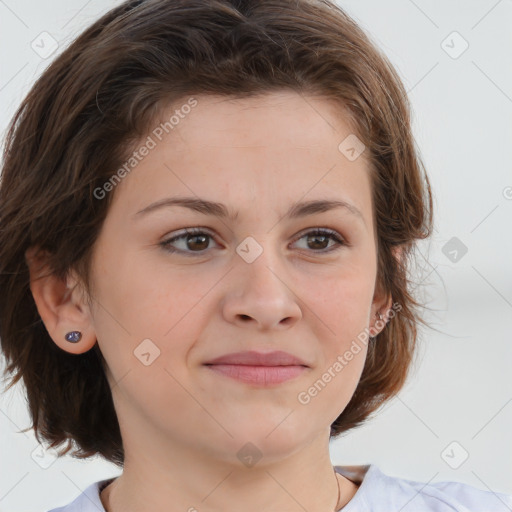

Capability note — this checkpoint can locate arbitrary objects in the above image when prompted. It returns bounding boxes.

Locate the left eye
[160,227,346,256]
[293,228,346,252]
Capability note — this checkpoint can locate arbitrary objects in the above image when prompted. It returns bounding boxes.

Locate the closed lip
[203,350,309,367]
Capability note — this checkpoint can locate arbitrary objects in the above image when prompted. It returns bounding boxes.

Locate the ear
[25,246,97,355]
[369,245,403,337]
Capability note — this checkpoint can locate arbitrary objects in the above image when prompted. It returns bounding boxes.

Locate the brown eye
[160,227,346,257]
[292,228,345,253]
[306,233,330,250]
[183,233,210,251]
[160,228,216,255]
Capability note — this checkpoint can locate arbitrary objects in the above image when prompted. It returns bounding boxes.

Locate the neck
[100,434,358,512]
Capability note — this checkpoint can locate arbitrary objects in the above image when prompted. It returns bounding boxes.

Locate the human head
[0,0,433,468]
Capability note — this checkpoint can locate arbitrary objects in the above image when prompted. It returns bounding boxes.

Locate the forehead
[159,91,360,149]
[108,91,373,227]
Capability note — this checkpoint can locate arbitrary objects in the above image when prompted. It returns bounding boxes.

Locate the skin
[26,91,395,512]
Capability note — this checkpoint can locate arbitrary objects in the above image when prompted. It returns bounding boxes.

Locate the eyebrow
[134,196,366,226]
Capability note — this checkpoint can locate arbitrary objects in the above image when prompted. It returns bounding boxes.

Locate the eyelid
[292,226,345,242]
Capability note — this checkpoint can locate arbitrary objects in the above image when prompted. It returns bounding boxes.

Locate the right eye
[160,228,219,256]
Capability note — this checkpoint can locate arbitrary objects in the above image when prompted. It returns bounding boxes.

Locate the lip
[204,350,309,367]
[203,350,310,386]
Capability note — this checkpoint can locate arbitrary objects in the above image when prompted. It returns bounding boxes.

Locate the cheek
[90,253,213,372]
[90,241,194,333]
[306,265,375,326]
[295,343,368,429]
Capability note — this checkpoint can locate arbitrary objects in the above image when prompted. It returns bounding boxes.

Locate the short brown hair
[0,0,433,467]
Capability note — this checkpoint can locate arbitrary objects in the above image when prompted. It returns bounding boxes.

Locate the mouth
[204,363,308,385]
[203,350,310,386]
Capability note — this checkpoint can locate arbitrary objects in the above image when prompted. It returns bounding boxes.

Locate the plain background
[0,0,511,510]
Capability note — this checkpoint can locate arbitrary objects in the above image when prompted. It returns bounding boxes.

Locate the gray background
[1,0,511,510]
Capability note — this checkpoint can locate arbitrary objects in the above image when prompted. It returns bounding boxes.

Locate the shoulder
[45,477,115,512]
[389,471,512,512]
[335,464,512,512]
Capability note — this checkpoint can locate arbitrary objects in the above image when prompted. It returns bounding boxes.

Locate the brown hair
[0,0,433,468]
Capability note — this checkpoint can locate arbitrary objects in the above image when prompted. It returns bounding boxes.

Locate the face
[65,91,390,465]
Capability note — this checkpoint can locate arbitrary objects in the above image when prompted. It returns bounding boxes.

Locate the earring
[65,331,82,343]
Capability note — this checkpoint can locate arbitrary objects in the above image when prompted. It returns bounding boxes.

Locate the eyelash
[159,227,346,256]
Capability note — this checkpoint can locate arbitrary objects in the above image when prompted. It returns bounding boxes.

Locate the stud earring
[65,331,82,343]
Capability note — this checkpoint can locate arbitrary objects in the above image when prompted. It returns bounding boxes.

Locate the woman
[1,0,510,511]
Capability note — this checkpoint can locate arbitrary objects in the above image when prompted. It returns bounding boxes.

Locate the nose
[221,243,303,331]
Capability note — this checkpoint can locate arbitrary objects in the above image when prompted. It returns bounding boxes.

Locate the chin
[222,424,313,465]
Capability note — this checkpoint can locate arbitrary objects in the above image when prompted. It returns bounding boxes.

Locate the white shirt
[46,464,512,511]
